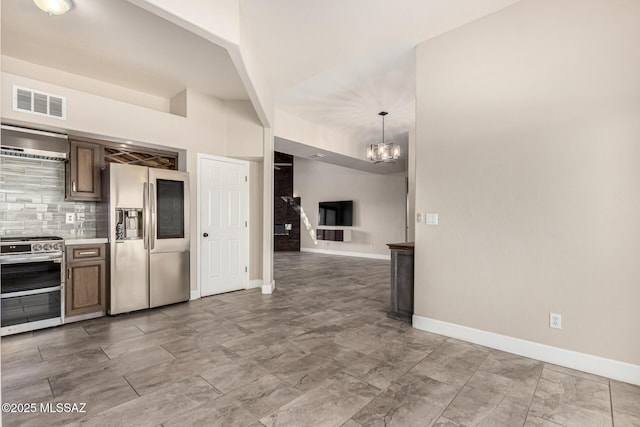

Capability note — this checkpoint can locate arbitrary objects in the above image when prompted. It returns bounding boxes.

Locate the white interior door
[199,156,249,296]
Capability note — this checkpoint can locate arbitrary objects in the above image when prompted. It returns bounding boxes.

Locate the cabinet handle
[72,181,77,192]
[150,183,155,250]
[67,267,71,280]
[143,182,148,250]
[77,251,97,256]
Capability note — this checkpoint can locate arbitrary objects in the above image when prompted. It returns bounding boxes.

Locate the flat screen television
[318,200,353,226]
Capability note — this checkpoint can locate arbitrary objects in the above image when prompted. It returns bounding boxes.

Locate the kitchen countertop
[65,237,108,246]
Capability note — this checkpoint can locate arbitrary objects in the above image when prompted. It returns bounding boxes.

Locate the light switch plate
[65,212,75,224]
[426,213,439,225]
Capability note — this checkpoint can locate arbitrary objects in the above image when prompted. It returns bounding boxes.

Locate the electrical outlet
[550,313,562,329]
[65,213,75,224]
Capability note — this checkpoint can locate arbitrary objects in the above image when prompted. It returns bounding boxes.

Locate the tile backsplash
[0,156,97,238]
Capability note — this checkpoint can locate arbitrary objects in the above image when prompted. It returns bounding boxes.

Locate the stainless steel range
[1,236,65,336]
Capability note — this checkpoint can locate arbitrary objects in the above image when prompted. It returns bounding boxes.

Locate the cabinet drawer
[67,244,105,262]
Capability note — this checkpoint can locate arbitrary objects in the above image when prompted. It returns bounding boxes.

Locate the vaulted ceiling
[1,0,522,171]
[242,0,520,148]
[1,0,248,100]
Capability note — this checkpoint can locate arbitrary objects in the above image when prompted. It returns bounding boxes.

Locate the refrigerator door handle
[143,182,148,250]
[150,182,155,250]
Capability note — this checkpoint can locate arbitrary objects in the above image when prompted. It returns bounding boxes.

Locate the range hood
[1,125,69,161]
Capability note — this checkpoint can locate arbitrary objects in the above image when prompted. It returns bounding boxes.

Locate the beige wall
[3,56,171,112]
[2,72,192,146]
[414,0,640,365]
[294,157,406,256]
[224,100,264,159]
[1,62,265,292]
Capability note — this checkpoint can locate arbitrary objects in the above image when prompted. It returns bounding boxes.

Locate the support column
[262,127,275,294]
[407,127,416,242]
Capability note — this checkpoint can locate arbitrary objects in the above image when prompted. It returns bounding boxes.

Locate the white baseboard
[300,247,390,260]
[247,279,263,290]
[261,280,275,294]
[190,290,200,300]
[412,315,640,386]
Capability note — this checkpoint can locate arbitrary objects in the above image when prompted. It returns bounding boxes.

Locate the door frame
[196,153,250,299]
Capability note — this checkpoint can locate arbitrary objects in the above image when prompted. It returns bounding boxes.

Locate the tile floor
[1,252,639,426]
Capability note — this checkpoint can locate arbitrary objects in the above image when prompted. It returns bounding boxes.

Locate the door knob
[203,233,209,237]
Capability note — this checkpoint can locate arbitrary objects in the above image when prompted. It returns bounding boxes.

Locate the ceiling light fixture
[367,111,400,164]
[33,0,73,16]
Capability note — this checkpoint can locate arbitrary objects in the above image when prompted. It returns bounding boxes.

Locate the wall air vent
[12,86,66,120]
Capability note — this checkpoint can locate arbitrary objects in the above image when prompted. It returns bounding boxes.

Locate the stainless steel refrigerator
[101,163,190,315]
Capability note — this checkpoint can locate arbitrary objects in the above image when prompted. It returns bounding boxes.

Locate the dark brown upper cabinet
[66,140,102,201]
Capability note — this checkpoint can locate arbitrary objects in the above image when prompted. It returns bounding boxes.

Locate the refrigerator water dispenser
[115,208,142,240]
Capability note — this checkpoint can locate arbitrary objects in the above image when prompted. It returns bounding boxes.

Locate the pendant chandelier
[367,111,400,164]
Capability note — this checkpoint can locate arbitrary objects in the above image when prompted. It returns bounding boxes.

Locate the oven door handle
[1,285,62,299]
[0,254,63,264]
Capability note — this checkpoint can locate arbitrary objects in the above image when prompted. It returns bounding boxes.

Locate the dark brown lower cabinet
[65,244,106,317]
[387,242,414,323]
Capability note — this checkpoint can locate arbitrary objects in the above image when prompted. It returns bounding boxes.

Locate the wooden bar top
[386,241,415,251]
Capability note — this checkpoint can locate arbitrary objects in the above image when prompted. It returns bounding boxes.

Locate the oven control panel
[31,242,64,253]
[1,241,64,255]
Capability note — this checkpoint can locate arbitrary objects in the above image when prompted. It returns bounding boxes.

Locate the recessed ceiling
[276,48,416,148]
[1,0,248,100]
